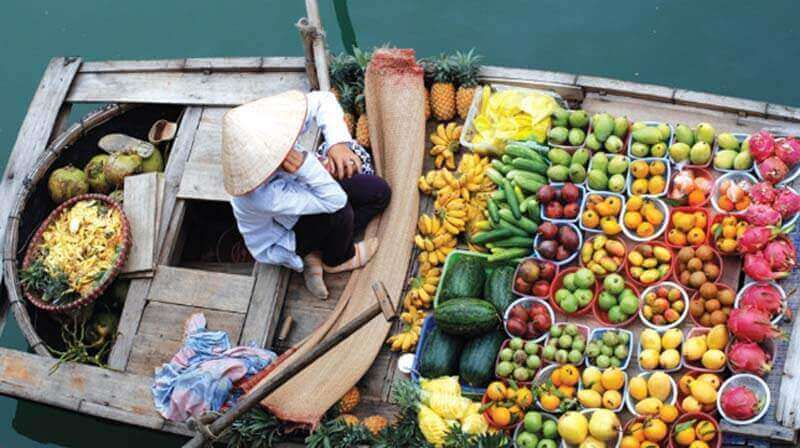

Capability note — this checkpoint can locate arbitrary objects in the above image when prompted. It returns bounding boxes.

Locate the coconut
[83,154,112,193]
[104,153,142,188]
[108,189,124,204]
[140,147,164,173]
[47,165,89,203]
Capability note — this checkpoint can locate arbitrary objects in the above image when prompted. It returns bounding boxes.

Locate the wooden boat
[3,14,800,448]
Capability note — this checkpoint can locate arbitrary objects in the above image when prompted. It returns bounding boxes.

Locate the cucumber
[471,228,514,245]
[484,265,516,314]
[491,236,535,248]
[502,179,521,219]
[491,159,512,175]
[490,190,506,202]
[459,330,505,387]
[505,143,543,161]
[495,220,529,237]
[501,154,514,165]
[511,157,548,175]
[498,208,538,234]
[487,198,500,224]
[434,298,500,337]
[487,247,530,262]
[441,256,485,301]
[486,168,505,186]
[418,325,463,378]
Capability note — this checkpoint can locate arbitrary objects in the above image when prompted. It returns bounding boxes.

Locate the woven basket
[21,193,131,313]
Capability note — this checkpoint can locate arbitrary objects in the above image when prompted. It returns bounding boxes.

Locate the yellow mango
[689,378,717,404]
[647,372,672,402]
[629,376,648,401]
[705,324,729,350]
[635,397,664,416]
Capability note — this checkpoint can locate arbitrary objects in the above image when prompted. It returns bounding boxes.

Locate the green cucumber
[498,208,538,234]
[505,143,543,161]
[487,247,530,262]
[470,228,514,245]
[502,179,521,219]
[490,236,535,248]
[491,159,512,175]
[495,220,529,237]
[434,298,500,337]
[419,325,463,378]
[486,168,505,186]
[459,330,505,387]
[487,198,500,224]
[501,154,514,165]
[511,157,548,175]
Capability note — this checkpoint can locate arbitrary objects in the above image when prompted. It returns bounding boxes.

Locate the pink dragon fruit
[728,340,772,375]
[749,181,777,205]
[758,156,789,184]
[775,137,800,166]
[744,252,791,281]
[774,187,800,219]
[727,307,785,342]
[749,130,776,162]
[721,385,762,420]
[743,203,782,226]
[739,283,785,316]
[762,236,796,272]
[737,225,783,254]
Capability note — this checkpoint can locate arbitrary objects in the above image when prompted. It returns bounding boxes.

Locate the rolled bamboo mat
[245,49,425,425]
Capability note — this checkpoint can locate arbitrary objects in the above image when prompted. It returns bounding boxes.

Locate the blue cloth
[152,313,277,421]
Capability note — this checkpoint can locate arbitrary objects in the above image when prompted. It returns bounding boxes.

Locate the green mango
[591,152,609,173]
[547,165,569,182]
[569,110,589,128]
[630,142,650,158]
[717,133,740,151]
[572,147,590,167]
[651,142,667,158]
[569,164,587,183]
[548,126,569,144]
[690,142,712,164]
[632,127,662,145]
[607,155,628,175]
[608,174,626,192]
[674,124,695,146]
[568,128,586,146]
[552,108,570,128]
[592,113,615,142]
[585,132,601,151]
[669,142,691,162]
[657,123,671,141]
[604,135,623,153]
[695,122,716,144]
[713,150,737,170]
[631,121,647,132]
[742,136,751,153]
[587,170,608,191]
[733,150,754,170]
[613,116,629,138]
[547,148,572,166]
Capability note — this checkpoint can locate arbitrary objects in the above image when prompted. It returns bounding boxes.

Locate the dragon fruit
[737,226,783,254]
[763,236,796,272]
[743,203,782,226]
[774,188,800,219]
[721,385,762,420]
[758,156,789,184]
[775,137,800,166]
[727,307,785,342]
[749,131,776,162]
[739,283,784,316]
[749,181,777,205]
[745,252,790,281]
[728,341,772,375]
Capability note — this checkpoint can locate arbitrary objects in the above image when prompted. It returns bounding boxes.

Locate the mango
[592,113,615,142]
[633,127,662,145]
[689,378,717,404]
[572,147,591,166]
[640,329,661,351]
[581,242,594,263]
[558,412,589,445]
[657,123,671,141]
[701,349,726,370]
[734,150,753,170]
[569,164,587,183]
[706,324,729,350]
[650,142,667,158]
[639,349,660,370]
[553,108,570,127]
[613,116,629,138]
[578,389,603,409]
[605,240,626,257]
[717,132,740,151]
[647,372,672,402]
[682,336,707,361]
[669,142,691,162]
[631,121,646,132]
[593,235,608,250]
[569,110,590,128]
[549,126,569,144]
[635,397,663,415]
[604,135,624,153]
[547,165,569,182]
[653,246,672,263]
[569,128,586,146]
[690,141,712,164]
[588,170,609,191]
[548,148,572,166]
[695,123,716,144]
[674,123,694,145]
[582,366,603,387]
[629,376,648,401]
[627,251,644,266]
[586,133,602,151]
[659,349,680,370]
[661,328,682,350]
[696,373,721,390]
[713,149,737,170]
[591,152,609,172]
[631,142,650,158]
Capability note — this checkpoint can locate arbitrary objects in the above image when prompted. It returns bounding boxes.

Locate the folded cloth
[152,313,277,421]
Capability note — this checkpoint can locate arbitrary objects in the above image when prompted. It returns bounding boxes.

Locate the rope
[295,18,326,40]
[188,417,220,443]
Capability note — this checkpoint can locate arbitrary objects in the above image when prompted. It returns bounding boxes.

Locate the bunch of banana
[429,122,462,170]
[403,265,441,310]
[418,168,459,196]
[387,307,425,352]
[414,214,457,265]
[434,193,468,235]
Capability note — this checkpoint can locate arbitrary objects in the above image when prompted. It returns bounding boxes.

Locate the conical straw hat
[222,90,308,196]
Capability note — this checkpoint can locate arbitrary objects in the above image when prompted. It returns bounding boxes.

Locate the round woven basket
[21,193,131,313]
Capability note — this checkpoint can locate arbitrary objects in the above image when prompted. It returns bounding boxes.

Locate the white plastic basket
[577,369,628,412]
[578,191,626,234]
[717,373,770,425]
[533,223,582,266]
[637,282,689,331]
[753,135,800,186]
[585,153,630,194]
[626,121,673,160]
[625,372,678,417]
[711,132,752,174]
[560,409,623,448]
[734,281,787,326]
[625,157,671,198]
[620,197,670,242]
[503,297,556,343]
[636,328,683,373]
[710,171,758,215]
[586,328,634,370]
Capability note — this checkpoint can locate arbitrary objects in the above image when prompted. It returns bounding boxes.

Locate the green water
[1,1,799,445]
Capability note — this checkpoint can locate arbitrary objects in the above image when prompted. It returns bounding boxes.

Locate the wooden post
[305,0,330,91]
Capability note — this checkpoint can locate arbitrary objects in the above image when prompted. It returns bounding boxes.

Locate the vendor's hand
[281,149,305,173]
[328,143,362,180]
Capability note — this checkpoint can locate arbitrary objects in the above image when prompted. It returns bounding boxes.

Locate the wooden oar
[182,282,396,448]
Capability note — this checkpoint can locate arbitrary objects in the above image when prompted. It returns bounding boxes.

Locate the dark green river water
[1,1,799,446]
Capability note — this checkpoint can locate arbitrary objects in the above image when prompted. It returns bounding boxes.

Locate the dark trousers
[295,174,391,266]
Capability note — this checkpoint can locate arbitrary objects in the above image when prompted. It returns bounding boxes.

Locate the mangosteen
[538,222,559,239]
[537,240,558,259]
[558,226,580,250]
[560,182,581,204]
[536,185,556,204]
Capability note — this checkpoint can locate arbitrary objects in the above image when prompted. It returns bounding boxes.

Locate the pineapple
[338,386,361,413]
[362,415,389,435]
[329,51,360,88]
[453,49,482,120]
[355,91,370,148]
[338,414,360,426]
[429,55,457,121]
[338,83,357,136]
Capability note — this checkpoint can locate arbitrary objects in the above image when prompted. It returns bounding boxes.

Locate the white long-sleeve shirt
[231,91,352,271]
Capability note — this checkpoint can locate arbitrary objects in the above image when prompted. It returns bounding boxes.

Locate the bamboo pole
[304,0,330,91]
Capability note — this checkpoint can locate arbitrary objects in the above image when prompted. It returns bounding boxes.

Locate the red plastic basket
[592,281,641,328]
[549,267,599,317]
[672,246,724,293]
[624,241,675,288]
[663,206,712,249]
[667,412,721,448]
[682,327,727,373]
[579,234,626,277]
[21,194,131,313]
[674,371,723,416]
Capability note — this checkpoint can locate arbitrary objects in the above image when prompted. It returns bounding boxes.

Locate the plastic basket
[503,297,555,343]
[672,246,724,293]
[542,323,590,367]
[586,327,634,370]
[548,110,591,152]
[625,371,677,417]
[636,327,683,373]
[717,374,770,425]
[681,327,725,373]
[725,337,776,378]
[687,283,734,328]
[578,191,626,234]
[512,413,559,448]
[512,257,560,298]
[667,412,721,448]
[540,184,585,224]
[578,235,626,277]
[753,135,800,186]
[577,370,628,413]
[620,197,670,242]
[734,281,787,326]
[710,171,757,215]
[625,157,671,198]
[624,241,674,288]
[626,121,673,160]
[533,223,582,266]
[585,153,630,194]
[494,338,540,385]
[663,206,712,249]
[549,267,598,316]
[592,281,641,328]
[637,282,689,331]
[667,167,714,208]
[675,370,723,416]
[532,364,582,414]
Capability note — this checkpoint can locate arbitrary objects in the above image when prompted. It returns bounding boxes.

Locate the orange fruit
[489,405,511,427]
[539,393,560,411]
[693,211,707,229]
[559,365,580,386]
[550,368,563,387]
[659,404,679,423]
[644,207,664,225]
[687,227,706,245]
[486,382,506,401]
[627,421,646,442]
[650,160,666,176]
[621,435,640,448]
[515,388,534,408]
[688,190,705,206]
[648,175,666,194]
[668,229,687,246]
[644,418,668,442]
[717,195,734,211]
[557,385,576,398]
[583,210,600,228]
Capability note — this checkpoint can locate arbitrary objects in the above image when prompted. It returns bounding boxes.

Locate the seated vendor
[222,90,391,299]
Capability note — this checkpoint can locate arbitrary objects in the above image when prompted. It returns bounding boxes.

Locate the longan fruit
[689,271,708,288]
[677,247,695,263]
[680,270,692,285]
[703,263,720,280]
[699,313,713,327]
[699,282,718,299]
[710,310,727,325]
[695,244,714,261]
[705,299,721,312]
[690,299,706,318]
[687,257,703,272]
[718,289,734,306]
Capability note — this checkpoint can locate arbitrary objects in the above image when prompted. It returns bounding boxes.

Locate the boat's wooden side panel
[66,72,309,106]
[240,263,290,348]
[778,267,800,430]
[148,265,254,313]
[0,346,192,436]
[0,57,82,337]
[79,57,305,74]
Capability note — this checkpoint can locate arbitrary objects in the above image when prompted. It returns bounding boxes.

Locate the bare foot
[323,238,379,273]
[303,252,328,299]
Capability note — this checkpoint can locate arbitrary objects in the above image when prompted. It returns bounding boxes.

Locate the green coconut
[108,189,124,204]
[84,154,112,193]
[104,153,142,188]
[47,165,89,203]
[140,147,164,173]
